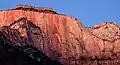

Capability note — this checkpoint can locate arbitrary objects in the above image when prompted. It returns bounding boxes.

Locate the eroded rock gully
[0,5,120,65]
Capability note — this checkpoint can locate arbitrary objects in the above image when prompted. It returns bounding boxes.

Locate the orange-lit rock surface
[0,5,120,65]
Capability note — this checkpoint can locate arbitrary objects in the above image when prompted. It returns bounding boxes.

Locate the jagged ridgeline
[16,5,58,14]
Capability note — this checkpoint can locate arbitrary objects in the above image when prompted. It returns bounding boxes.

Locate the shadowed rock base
[0,35,63,65]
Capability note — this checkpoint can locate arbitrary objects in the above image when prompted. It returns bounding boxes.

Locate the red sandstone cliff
[0,5,120,65]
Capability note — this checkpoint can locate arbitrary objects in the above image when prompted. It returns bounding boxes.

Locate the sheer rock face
[0,5,120,65]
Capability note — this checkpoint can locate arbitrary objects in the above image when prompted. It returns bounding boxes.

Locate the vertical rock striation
[0,5,120,65]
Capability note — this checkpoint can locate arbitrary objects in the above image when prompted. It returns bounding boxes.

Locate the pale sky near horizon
[0,0,119,27]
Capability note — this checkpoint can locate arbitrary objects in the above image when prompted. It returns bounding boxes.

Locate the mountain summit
[0,5,120,65]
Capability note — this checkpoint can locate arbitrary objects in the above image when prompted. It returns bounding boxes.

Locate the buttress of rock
[0,5,120,65]
[0,17,63,65]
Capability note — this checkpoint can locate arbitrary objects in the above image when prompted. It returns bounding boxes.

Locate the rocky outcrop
[0,5,120,65]
[16,5,53,11]
[0,26,62,65]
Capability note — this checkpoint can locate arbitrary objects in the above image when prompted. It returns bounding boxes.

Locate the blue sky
[0,0,119,27]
